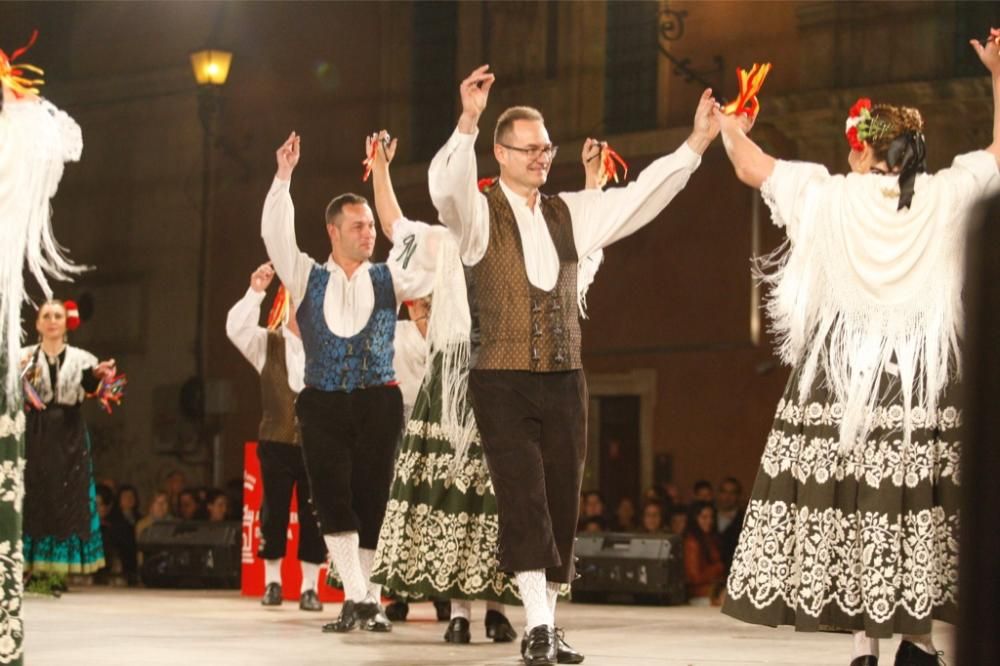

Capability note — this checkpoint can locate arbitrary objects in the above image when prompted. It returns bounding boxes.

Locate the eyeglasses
[499,143,559,161]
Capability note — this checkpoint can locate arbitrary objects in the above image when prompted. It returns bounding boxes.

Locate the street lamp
[188,48,232,485]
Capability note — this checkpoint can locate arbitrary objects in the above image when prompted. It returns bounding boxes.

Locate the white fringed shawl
[0,96,83,395]
[758,151,999,452]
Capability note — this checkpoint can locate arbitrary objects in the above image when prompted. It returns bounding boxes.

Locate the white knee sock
[357,547,381,601]
[546,582,560,623]
[264,558,282,587]
[300,561,320,594]
[902,634,936,655]
[323,533,367,602]
[515,570,553,630]
[486,600,504,614]
[852,631,879,659]
[450,599,472,621]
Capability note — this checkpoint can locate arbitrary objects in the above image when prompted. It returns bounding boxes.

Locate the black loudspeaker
[138,520,241,589]
[571,533,686,605]
[959,192,1000,666]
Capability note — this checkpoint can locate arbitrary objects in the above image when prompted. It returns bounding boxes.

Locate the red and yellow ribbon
[598,144,629,188]
[361,140,377,182]
[267,284,291,330]
[1,30,45,99]
[95,373,127,414]
[722,63,772,120]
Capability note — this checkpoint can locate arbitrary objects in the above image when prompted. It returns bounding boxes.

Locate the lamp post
[189,49,232,484]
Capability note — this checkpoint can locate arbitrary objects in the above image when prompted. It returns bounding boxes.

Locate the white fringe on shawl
[757,154,999,453]
[0,96,84,395]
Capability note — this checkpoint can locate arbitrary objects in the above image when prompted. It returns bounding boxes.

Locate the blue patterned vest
[297,263,397,392]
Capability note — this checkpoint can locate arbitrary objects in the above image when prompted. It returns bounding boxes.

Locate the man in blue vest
[261,131,434,633]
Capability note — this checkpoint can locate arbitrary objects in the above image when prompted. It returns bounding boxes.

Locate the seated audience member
[715,477,745,572]
[639,500,666,533]
[135,492,171,540]
[660,482,680,506]
[667,503,689,536]
[110,485,142,584]
[614,497,638,531]
[162,470,187,516]
[177,489,202,521]
[580,517,605,534]
[205,489,229,522]
[692,479,714,503]
[578,490,608,531]
[683,501,725,606]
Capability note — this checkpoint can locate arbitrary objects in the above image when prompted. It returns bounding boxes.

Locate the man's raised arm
[261,131,312,303]
[427,65,494,266]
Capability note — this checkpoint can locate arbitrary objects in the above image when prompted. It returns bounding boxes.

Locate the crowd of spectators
[92,470,243,586]
[576,477,746,607]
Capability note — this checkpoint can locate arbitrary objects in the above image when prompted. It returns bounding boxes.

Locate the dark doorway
[584,395,641,515]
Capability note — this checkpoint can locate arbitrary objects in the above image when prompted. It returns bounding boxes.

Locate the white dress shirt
[261,178,436,337]
[427,128,702,290]
[225,287,305,393]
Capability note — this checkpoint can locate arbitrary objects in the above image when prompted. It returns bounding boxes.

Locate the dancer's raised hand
[689,88,721,153]
[93,359,117,382]
[250,262,275,293]
[970,28,1000,77]
[367,130,398,170]
[582,138,604,189]
[458,65,495,133]
[275,131,301,181]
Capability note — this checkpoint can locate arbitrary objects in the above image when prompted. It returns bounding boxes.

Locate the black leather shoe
[321,599,380,633]
[522,625,558,665]
[362,604,393,633]
[433,599,451,621]
[894,641,943,666]
[444,617,471,643]
[851,657,878,666]
[485,609,517,643]
[298,589,322,612]
[385,600,409,622]
[261,583,282,607]
[555,628,585,664]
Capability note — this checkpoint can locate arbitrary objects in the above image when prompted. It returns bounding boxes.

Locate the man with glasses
[428,64,720,665]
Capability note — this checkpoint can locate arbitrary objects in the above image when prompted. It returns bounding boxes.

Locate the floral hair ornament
[721,63,772,120]
[844,98,892,152]
[63,299,81,331]
[0,30,45,99]
[266,284,290,331]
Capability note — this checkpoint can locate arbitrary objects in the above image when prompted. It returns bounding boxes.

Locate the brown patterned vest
[469,184,581,372]
[258,330,301,445]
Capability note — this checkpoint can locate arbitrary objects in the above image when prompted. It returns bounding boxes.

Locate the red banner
[241,441,344,602]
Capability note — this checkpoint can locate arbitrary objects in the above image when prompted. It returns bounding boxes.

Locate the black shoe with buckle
[851,657,878,666]
[522,625,557,665]
[894,641,945,666]
[321,598,380,633]
[444,617,471,643]
[261,583,282,607]
[362,604,393,633]
[485,609,517,643]
[298,589,322,612]
[554,628,585,664]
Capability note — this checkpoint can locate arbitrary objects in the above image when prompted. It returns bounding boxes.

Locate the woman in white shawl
[1,32,84,664]
[715,31,1000,666]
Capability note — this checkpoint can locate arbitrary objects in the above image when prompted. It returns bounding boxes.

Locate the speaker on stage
[138,520,241,589]
[571,532,686,605]
[959,191,1000,666]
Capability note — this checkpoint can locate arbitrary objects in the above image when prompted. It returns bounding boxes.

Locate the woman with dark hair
[716,30,1000,666]
[682,502,724,606]
[21,300,118,589]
